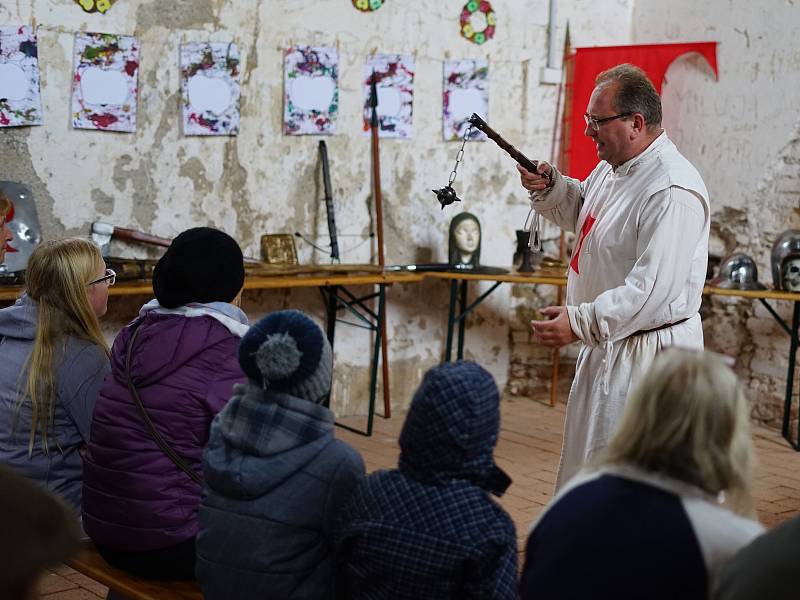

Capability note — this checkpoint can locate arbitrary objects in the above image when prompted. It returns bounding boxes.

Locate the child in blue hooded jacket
[334,360,518,600]
[196,309,365,600]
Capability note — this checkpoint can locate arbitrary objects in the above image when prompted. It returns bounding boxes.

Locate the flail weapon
[433,113,551,210]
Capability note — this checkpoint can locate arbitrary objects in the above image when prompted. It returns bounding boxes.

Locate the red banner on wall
[564,42,718,180]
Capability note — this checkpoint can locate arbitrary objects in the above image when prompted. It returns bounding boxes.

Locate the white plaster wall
[631,0,800,427]
[2,0,632,415]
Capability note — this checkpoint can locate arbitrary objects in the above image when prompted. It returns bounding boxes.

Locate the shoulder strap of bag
[125,323,203,485]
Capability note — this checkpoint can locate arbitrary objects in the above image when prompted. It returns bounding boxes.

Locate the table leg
[444,280,458,362]
[457,280,468,361]
[550,348,560,407]
[782,301,800,448]
[321,286,339,409]
[325,284,339,347]
[366,284,386,437]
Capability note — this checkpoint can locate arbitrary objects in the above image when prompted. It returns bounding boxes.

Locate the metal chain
[448,123,474,186]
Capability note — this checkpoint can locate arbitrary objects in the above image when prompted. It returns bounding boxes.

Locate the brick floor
[44,393,800,598]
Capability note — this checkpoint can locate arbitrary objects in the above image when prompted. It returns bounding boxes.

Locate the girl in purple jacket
[82,227,248,581]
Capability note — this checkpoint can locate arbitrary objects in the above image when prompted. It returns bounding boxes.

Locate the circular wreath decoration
[352,0,384,12]
[460,0,496,45]
[74,0,115,13]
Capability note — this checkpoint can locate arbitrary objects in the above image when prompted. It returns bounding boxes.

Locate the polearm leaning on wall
[518,64,710,489]
[369,70,391,418]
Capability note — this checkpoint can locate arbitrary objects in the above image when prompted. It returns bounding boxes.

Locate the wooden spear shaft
[370,72,391,419]
[550,23,573,408]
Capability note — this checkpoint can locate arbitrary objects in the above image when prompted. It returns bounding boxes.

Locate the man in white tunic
[518,64,710,489]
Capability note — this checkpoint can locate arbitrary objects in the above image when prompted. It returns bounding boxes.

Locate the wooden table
[0,271,423,436]
[704,285,800,449]
[425,270,800,449]
[4,270,799,445]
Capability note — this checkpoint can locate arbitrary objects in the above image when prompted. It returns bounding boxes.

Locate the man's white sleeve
[566,186,708,346]
[529,169,584,234]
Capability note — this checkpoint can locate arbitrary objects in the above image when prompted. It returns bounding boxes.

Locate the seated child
[82,227,248,580]
[520,348,765,600]
[0,238,110,512]
[334,360,518,600]
[196,309,365,600]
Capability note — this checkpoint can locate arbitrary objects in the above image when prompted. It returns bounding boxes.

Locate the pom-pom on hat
[239,309,333,403]
[152,227,244,309]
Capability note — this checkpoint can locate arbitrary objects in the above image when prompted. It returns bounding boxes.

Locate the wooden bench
[66,541,203,600]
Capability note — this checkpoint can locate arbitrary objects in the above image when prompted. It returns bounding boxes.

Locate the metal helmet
[0,181,42,278]
[709,252,766,290]
[771,229,800,292]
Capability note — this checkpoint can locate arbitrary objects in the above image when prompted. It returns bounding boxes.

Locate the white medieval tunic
[529,132,710,489]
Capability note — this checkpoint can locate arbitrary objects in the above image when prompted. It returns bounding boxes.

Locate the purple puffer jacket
[82,310,246,551]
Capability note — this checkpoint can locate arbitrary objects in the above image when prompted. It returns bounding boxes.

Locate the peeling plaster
[91,188,116,216]
[2,0,656,413]
[0,129,60,238]
[134,0,220,33]
[179,158,215,194]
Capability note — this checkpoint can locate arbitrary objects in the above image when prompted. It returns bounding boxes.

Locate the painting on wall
[0,26,43,128]
[181,42,241,136]
[362,53,414,139]
[443,58,488,141]
[71,32,139,132]
[284,46,338,135]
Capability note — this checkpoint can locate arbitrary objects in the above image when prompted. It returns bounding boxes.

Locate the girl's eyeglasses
[88,268,116,286]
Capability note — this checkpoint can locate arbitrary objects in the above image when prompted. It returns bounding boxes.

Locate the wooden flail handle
[113,227,173,248]
[468,113,551,180]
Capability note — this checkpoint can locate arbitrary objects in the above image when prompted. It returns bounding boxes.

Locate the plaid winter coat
[196,382,365,600]
[334,361,518,600]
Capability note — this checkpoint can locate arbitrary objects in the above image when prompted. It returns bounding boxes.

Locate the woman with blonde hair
[0,191,15,264]
[0,238,112,513]
[520,348,764,600]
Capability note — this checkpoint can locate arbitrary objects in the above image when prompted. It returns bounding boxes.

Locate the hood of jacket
[0,295,37,341]
[398,361,511,496]
[203,382,334,499]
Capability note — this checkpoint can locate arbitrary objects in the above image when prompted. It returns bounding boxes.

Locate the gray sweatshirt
[0,295,109,512]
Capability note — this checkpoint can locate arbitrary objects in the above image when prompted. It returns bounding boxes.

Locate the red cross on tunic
[570,214,596,275]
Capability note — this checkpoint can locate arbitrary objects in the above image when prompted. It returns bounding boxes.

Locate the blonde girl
[521,349,764,600]
[0,238,112,512]
[602,348,755,515]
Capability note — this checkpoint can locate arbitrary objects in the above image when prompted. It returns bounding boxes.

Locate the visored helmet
[709,252,767,291]
[771,229,800,292]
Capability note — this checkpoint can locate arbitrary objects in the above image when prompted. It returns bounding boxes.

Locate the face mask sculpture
[448,212,481,268]
[772,229,800,292]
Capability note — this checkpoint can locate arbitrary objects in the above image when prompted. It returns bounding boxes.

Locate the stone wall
[6,0,797,425]
[632,0,800,428]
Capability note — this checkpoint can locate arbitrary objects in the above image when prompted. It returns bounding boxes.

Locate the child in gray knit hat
[197,309,365,600]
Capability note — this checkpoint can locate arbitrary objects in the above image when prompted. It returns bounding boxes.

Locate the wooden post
[370,71,392,418]
[549,23,573,407]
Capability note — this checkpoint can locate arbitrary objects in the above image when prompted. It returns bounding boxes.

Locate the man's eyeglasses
[88,268,116,286]
[583,112,632,132]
